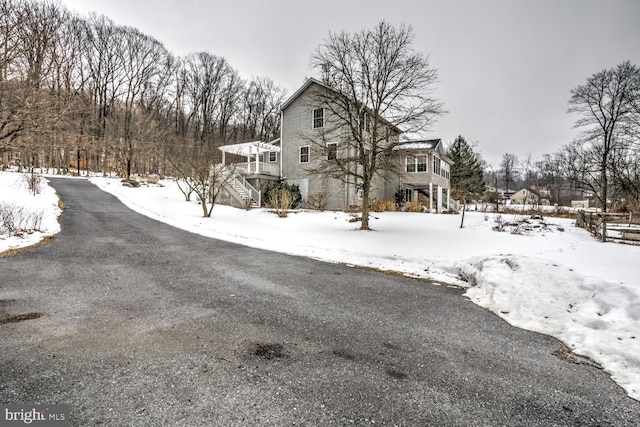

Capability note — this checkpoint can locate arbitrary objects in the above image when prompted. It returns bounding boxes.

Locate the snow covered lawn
[2,172,638,401]
[0,171,61,253]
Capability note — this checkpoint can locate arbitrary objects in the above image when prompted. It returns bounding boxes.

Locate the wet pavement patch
[0,299,44,325]
[385,367,408,380]
[252,343,288,360]
[333,348,357,361]
[382,342,401,350]
[0,312,44,325]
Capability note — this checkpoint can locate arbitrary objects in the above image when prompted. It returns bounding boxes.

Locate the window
[406,155,427,173]
[416,155,427,172]
[433,156,441,176]
[299,145,310,163]
[404,188,413,202]
[360,112,371,132]
[269,151,277,162]
[406,156,416,173]
[327,143,337,160]
[313,108,324,128]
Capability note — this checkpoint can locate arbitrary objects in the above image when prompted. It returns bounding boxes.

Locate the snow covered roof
[393,139,441,150]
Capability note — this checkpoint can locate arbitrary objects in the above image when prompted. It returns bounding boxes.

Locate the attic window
[360,112,371,132]
[313,108,324,128]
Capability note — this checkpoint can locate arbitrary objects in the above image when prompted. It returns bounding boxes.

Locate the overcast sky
[60,0,640,167]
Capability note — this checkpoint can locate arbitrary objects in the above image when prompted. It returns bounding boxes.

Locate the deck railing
[234,161,279,176]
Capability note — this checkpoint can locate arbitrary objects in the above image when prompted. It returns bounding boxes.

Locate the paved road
[1,178,638,426]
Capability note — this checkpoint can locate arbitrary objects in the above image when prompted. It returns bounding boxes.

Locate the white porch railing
[449,198,460,213]
[235,161,279,176]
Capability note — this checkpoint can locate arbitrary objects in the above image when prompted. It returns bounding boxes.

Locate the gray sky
[60,0,640,167]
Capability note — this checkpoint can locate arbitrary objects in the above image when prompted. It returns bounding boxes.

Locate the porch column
[221,150,225,165]
[254,144,259,174]
[429,182,433,213]
[446,188,450,210]
[437,186,443,214]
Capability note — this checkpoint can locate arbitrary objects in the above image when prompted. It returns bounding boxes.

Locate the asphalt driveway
[0,178,638,426]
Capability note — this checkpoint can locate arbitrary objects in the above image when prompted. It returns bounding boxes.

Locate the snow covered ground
[1,171,638,401]
[0,171,61,253]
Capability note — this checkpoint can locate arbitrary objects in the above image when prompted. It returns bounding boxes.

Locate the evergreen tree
[447,135,486,202]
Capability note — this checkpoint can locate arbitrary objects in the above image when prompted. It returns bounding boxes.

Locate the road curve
[0,178,638,426]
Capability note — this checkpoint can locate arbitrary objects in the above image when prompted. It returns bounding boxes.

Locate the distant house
[571,200,590,209]
[219,78,453,212]
[509,188,539,205]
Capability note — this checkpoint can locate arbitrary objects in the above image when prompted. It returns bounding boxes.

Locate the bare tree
[43,11,90,174]
[167,142,233,217]
[568,61,640,211]
[0,0,24,149]
[184,52,241,146]
[240,76,287,141]
[309,21,444,230]
[81,14,128,174]
[537,153,568,205]
[109,27,168,177]
[499,152,519,192]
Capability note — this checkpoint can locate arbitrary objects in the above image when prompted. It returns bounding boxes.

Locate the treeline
[0,0,287,177]
[453,61,640,212]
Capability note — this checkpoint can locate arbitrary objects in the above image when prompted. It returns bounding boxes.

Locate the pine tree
[447,135,486,202]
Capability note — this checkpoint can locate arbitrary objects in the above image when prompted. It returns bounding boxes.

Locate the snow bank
[0,171,62,252]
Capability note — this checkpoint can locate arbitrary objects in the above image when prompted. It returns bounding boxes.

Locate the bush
[0,202,44,234]
[394,186,406,205]
[263,181,302,209]
[306,192,329,211]
[404,201,424,212]
[121,179,141,188]
[144,175,159,184]
[370,199,398,212]
[23,172,43,195]
[266,187,295,218]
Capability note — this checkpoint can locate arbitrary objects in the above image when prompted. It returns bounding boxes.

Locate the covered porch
[405,183,452,213]
[218,140,281,178]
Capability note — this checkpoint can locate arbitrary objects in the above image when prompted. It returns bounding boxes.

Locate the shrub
[370,199,398,212]
[266,187,294,218]
[0,202,44,234]
[394,186,406,205]
[23,172,42,195]
[263,181,302,209]
[404,201,424,212]
[306,192,329,211]
[121,179,141,188]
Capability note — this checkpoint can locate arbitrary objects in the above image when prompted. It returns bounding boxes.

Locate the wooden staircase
[225,171,260,208]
